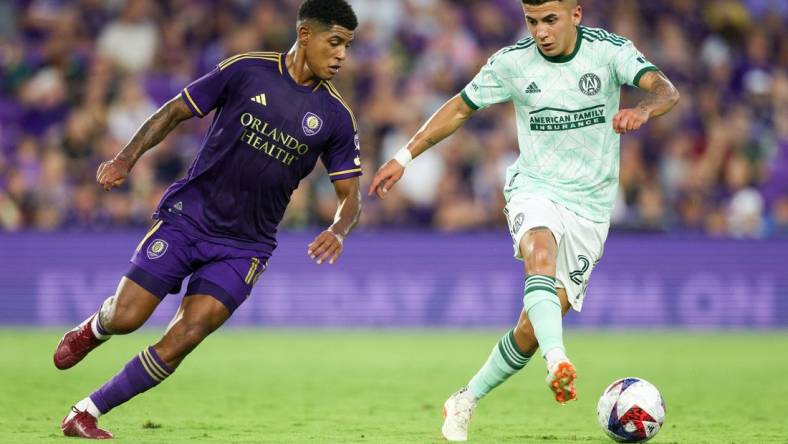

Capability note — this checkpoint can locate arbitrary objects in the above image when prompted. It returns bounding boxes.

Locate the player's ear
[297,23,310,47]
[572,5,582,26]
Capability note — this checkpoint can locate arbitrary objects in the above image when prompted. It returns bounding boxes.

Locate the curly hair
[298,0,358,31]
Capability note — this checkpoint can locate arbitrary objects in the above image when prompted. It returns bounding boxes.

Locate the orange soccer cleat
[546,360,578,404]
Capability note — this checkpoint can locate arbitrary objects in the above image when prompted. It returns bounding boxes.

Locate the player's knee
[524,247,556,275]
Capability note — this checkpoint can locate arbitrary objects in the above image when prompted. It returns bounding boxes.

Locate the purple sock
[90,346,174,414]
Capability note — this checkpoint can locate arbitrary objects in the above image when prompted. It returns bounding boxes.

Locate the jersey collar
[538,26,583,64]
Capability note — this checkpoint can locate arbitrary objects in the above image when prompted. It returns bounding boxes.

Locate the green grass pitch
[1,330,786,443]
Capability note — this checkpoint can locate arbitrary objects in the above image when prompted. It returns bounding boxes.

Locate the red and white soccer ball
[597,377,665,443]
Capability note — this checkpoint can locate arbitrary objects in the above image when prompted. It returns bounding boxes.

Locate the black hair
[522,0,569,5]
[298,0,358,31]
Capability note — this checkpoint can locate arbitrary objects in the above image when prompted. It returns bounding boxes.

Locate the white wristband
[392,148,412,167]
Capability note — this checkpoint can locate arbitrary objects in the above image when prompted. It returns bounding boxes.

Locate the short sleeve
[321,110,361,182]
[181,66,233,118]
[611,41,660,88]
[461,57,512,111]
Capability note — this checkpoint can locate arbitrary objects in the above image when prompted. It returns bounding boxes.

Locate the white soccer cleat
[441,387,478,441]
[545,360,578,404]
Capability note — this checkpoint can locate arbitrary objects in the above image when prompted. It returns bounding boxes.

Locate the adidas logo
[173,201,183,211]
[524,82,541,93]
[250,93,267,106]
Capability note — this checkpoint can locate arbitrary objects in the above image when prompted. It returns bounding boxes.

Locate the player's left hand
[612,108,650,134]
[307,229,344,265]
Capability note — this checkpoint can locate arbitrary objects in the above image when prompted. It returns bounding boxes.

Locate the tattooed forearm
[406,94,476,159]
[116,96,193,168]
[636,71,680,118]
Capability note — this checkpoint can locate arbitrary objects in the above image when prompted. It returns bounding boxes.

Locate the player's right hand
[367,159,405,199]
[96,158,131,191]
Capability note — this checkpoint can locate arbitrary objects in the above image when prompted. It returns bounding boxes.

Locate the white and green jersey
[461,26,660,223]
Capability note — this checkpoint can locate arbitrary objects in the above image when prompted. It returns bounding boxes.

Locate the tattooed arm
[96,95,194,191]
[368,94,476,198]
[401,94,476,159]
[612,71,680,135]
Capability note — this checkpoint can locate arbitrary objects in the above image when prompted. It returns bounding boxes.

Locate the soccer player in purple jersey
[54,0,361,439]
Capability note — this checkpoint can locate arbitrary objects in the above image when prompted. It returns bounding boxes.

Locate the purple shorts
[126,220,269,314]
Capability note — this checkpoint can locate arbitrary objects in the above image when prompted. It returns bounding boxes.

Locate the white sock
[66,397,102,421]
[90,315,111,340]
[544,347,568,370]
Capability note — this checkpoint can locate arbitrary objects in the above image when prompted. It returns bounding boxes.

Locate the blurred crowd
[1,0,787,238]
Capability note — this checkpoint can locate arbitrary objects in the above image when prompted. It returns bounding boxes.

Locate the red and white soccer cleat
[546,360,578,404]
[53,315,106,370]
[61,407,113,439]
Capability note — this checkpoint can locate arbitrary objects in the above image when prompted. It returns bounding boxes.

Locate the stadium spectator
[0,0,786,238]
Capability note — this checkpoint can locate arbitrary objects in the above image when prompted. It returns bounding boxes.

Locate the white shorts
[504,194,609,312]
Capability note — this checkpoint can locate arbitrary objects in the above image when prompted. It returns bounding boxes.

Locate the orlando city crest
[146,239,168,260]
[302,112,323,136]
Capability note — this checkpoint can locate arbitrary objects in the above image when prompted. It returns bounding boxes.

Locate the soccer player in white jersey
[368,0,679,441]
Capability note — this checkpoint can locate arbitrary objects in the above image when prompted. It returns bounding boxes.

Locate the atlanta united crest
[302,112,323,136]
[579,73,601,96]
[146,239,168,260]
[512,213,525,234]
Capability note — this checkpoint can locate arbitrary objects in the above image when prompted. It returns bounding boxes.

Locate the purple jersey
[155,52,361,255]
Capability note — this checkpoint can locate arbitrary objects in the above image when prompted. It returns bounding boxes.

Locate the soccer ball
[596,377,665,443]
